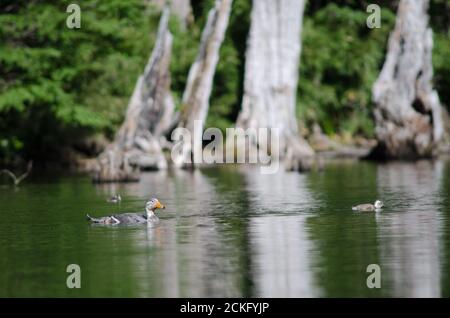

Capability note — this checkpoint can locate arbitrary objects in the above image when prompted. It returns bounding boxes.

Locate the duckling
[87,198,165,225]
[107,194,122,203]
[352,200,383,211]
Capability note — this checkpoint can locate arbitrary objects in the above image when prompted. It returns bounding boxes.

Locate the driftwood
[173,0,233,167]
[93,8,174,182]
[369,0,445,160]
[234,0,314,171]
[0,161,32,186]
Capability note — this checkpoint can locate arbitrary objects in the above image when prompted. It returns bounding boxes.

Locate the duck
[107,194,122,203]
[352,200,383,211]
[87,198,165,225]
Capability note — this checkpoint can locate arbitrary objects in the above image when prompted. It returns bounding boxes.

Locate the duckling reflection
[107,194,122,203]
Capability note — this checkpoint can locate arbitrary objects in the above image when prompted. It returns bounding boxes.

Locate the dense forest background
[0,0,449,165]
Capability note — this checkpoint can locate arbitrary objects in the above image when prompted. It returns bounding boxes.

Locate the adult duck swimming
[86,198,165,225]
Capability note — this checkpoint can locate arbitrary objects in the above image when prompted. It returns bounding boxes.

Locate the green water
[1,160,449,297]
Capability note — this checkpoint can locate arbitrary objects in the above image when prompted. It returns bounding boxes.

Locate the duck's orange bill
[156,201,165,209]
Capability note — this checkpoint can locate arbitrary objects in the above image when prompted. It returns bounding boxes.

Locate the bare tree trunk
[93,8,174,182]
[235,0,314,171]
[370,0,445,160]
[173,0,233,167]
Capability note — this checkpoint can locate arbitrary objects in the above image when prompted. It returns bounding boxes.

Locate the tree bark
[173,0,233,167]
[370,0,445,160]
[235,0,314,171]
[93,8,174,182]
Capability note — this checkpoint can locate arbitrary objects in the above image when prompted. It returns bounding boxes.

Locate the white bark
[173,0,233,167]
[236,0,314,171]
[371,0,445,159]
[93,8,174,182]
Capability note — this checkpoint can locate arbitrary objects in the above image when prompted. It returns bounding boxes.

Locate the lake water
[0,159,449,297]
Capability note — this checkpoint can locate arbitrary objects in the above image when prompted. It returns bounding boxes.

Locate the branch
[0,161,32,186]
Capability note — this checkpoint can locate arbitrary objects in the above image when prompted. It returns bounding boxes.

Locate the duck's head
[145,198,165,212]
[374,200,384,209]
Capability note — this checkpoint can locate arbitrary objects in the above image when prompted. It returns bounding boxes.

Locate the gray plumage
[352,204,376,211]
[352,200,384,211]
[86,212,150,224]
[86,198,165,225]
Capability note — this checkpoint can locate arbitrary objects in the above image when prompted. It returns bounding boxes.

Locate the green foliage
[298,3,395,136]
[429,0,450,109]
[433,31,450,110]
[0,0,158,162]
[169,14,200,106]
[206,0,251,132]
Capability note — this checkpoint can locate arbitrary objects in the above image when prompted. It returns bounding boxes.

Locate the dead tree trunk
[93,8,174,182]
[235,0,314,171]
[370,0,445,160]
[173,0,233,167]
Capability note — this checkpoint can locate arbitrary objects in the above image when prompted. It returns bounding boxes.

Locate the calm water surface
[0,160,449,297]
